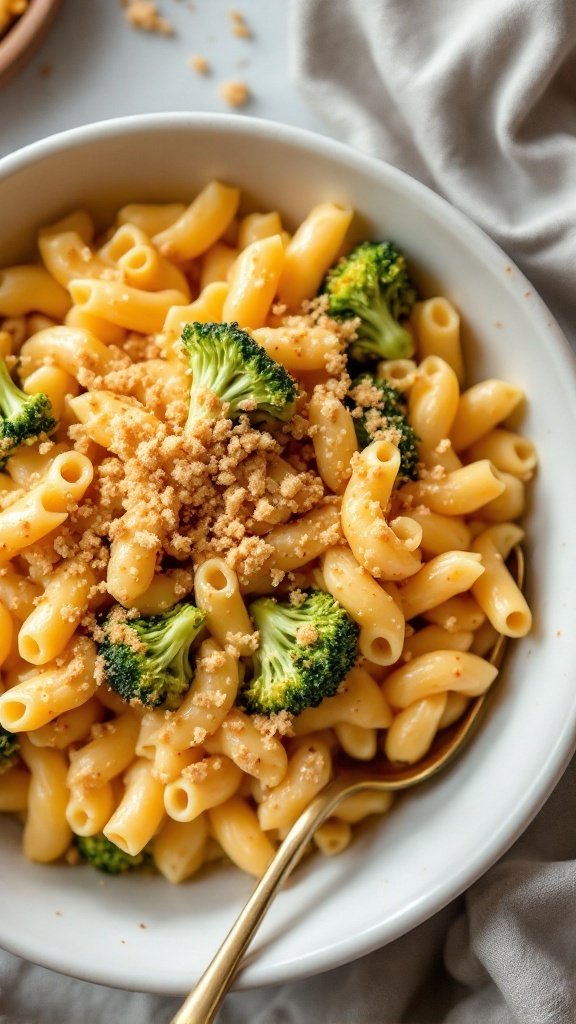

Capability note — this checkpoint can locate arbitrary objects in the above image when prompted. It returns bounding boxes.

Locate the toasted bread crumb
[218,80,250,108]
[123,1,174,35]
[229,8,252,38]
[188,53,210,75]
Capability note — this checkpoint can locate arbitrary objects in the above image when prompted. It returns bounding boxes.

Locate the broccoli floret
[74,834,152,875]
[98,602,206,710]
[0,357,56,469]
[181,321,297,427]
[347,373,420,483]
[241,590,359,716]
[322,241,417,362]
[0,725,19,774]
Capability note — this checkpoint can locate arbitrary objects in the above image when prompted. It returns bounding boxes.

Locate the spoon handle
[169,775,359,1024]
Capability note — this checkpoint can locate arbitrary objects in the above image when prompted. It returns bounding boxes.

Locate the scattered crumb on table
[229,8,252,38]
[122,0,175,35]
[218,79,251,108]
[188,54,210,75]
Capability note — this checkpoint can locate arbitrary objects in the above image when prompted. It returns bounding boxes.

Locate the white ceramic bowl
[1,113,575,995]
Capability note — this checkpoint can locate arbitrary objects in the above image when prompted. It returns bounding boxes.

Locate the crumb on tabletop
[122,0,175,35]
[188,54,210,75]
[218,80,251,108]
[229,8,252,38]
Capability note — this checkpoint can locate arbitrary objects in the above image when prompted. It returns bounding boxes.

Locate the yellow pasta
[26,698,103,750]
[200,243,238,290]
[20,325,114,379]
[118,202,187,236]
[257,736,332,833]
[205,709,288,788]
[322,546,405,666]
[162,282,230,344]
[0,564,41,620]
[412,297,464,382]
[18,560,96,664]
[160,639,238,755]
[400,460,505,515]
[222,234,285,328]
[238,211,283,250]
[104,757,165,856]
[383,650,498,708]
[294,666,392,734]
[22,365,79,419]
[384,693,448,764]
[68,280,188,334]
[0,451,93,561]
[313,819,352,856]
[398,550,485,621]
[193,559,253,653]
[252,324,342,373]
[118,244,191,298]
[0,637,96,732]
[410,510,471,557]
[0,266,71,319]
[0,600,14,666]
[154,181,240,261]
[334,722,377,761]
[471,524,532,636]
[64,305,127,345]
[66,781,116,837]
[308,389,358,494]
[465,429,537,480]
[164,755,243,822]
[106,507,159,605]
[277,202,353,309]
[153,815,208,883]
[69,390,160,452]
[451,379,524,451]
[39,229,109,287]
[19,736,71,863]
[342,439,422,580]
[208,796,275,877]
[422,593,486,632]
[67,711,140,790]
[0,766,30,812]
[409,355,460,451]
[0,184,534,886]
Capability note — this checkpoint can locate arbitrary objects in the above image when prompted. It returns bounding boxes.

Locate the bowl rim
[1,112,576,993]
[0,0,62,85]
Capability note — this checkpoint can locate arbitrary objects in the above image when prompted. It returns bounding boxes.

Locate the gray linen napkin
[2,2,576,1021]
[291,0,576,347]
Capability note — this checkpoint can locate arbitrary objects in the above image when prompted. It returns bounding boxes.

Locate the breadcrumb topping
[296,624,319,646]
[253,711,294,743]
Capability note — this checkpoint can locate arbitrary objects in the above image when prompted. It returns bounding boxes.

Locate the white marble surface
[0,0,328,159]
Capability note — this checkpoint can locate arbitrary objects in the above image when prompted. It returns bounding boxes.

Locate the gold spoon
[170,548,524,1024]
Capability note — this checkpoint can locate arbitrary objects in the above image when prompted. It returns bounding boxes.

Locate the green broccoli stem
[353,294,414,360]
[0,359,27,418]
[144,603,204,674]
[185,369,272,427]
[251,599,298,664]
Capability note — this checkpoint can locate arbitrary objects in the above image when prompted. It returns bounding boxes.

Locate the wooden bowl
[0,0,62,86]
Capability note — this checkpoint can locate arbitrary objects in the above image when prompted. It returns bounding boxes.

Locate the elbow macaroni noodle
[0,180,535,883]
